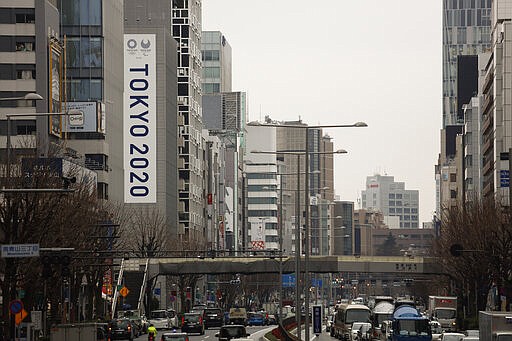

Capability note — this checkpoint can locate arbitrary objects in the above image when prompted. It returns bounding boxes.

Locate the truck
[372,301,395,340]
[390,305,432,341]
[479,311,512,341]
[50,323,107,341]
[428,296,457,331]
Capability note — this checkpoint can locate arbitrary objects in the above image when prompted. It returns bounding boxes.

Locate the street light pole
[295,154,301,337]
[304,128,310,341]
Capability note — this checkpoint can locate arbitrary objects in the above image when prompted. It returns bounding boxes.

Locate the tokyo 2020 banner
[123,34,157,203]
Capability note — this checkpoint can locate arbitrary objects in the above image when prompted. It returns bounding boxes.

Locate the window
[16,42,34,51]
[202,67,220,78]
[247,197,277,205]
[202,50,219,61]
[16,70,35,80]
[247,173,276,180]
[389,193,395,199]
[389,201,395,206]
[15,12,35,23]
[450,173,457,182]
[396,193,402,199]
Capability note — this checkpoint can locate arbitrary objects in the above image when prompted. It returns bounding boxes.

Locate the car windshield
[185,314,200,322]
[436,309,456,319]
[151,311,167,319]
[112,319,129,328]
[248,313,263,318]
[220,327,246,337]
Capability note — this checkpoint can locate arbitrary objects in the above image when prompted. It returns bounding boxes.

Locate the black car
[203,308,224,329]
[181,312,205,335]
[215,325,250,341]
[108,318,135,341]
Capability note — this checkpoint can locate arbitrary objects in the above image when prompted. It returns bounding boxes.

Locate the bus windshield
[346,309,371,324]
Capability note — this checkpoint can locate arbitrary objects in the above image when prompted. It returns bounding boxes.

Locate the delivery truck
[479,311,512,341]
[428,296,457,331]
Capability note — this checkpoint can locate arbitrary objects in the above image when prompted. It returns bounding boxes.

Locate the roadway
[133,323,334,341]
[134,324,275,341]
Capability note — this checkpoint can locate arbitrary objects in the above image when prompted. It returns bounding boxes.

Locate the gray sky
[202,0,442,224]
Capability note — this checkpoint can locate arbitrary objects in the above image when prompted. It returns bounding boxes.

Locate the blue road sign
[313,305,322,335]
[282,274,296,287]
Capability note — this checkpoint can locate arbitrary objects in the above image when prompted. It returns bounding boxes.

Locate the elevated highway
[141,255,444,277]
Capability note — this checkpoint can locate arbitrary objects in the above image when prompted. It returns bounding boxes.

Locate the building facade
[58,0,124,201]
[172,0,205,242]
[0,0,61,165]
[201,31,231,94]
[361,174,419,228]
[124,0,179,238]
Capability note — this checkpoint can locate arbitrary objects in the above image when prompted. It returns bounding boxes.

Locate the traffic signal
[40,252,72,278]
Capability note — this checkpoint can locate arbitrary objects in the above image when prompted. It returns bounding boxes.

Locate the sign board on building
[1,244,39,258]
[123,34,157,203]
[500,170,510,188]
[63,101,106,133]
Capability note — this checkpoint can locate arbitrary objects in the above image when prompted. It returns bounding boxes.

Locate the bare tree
[433,198,512,322]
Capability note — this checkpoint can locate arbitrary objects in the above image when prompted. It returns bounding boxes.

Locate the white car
[149,309,171,329]
[440,332,466,341]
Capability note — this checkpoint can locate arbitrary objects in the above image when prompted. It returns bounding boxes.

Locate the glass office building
[442,0,491,127]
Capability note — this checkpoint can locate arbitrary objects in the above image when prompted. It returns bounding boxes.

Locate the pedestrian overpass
[142,255,444,277]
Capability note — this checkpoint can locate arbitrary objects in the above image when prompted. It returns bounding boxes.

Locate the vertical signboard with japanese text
[49,40,63,137]
[123,34,157,203]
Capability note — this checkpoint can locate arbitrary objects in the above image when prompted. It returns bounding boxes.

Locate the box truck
[479,311,512,341]
[428,296,457,331]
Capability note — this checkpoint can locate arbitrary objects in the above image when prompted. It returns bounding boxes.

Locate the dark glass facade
[58,0,103,101]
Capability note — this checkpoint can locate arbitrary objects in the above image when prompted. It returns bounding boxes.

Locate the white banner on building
[123,34,157,203]
[250,221,265,249]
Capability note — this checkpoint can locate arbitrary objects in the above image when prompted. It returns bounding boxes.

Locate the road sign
[154,288,161,295]
[119,286,129,297]
[15,309,28,326]
[1,244,39,258]
[313,305,322,335]
[9,300,23,314]
[170,295,176,302]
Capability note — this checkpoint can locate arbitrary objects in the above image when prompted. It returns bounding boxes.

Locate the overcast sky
[202,0,442,224]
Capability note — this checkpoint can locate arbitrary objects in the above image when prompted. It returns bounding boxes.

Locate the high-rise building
[123,0,179,237]
[0,1,61,164]
[332,201,353,255]
[202,92,247,250]
[244,125,279,251]
[442,0,491,127]
[361,174,419,228]
[201,31,231,94]
[58,0,124,201]
[479,0,512,205]
[172,0,204,242]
